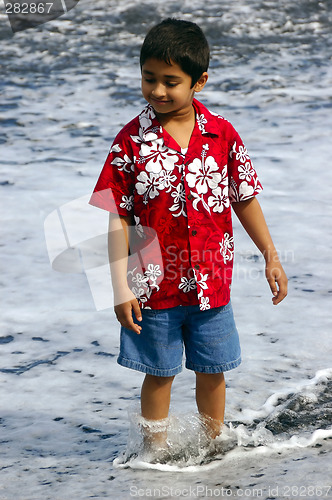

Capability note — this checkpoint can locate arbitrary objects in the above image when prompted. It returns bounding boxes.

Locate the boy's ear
[193,72,208,93]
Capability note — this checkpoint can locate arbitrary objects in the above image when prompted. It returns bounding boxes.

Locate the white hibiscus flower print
[134,216,145,239]
[145,264,162,289]
[110,144,121,153]
[236,145,250,163]
[192,191,211,214]
[229,177,240,202]
[136,171,163,203]
[208,186,230,213]
[131,286,151,304]
[197,113,208,133]
[220,164,228,186]
[128,262,162,305]
[196,272,209,290]
[171,183,186,205]
[179,277,196,293]
[238,180,255,200]
[140,140,179,174]
[111,153,133,173]
[229,141,237,159]
[229,176,262,203]
[170,183,187,217]
[199,297,210,310]
[140,114,152,131]
[138,105,156,130]
[219,233,234,264]
[186,147,222,195]
[238,161,255,181]
[120,195,134,211]
[132,271,149,288]
[158,169,177,190]
[132,107,160,143]
[130,126,158,145]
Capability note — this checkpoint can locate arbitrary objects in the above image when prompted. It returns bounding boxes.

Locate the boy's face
[141,58,207,118]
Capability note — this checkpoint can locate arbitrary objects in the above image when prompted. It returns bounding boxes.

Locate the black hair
[140,18,210,87]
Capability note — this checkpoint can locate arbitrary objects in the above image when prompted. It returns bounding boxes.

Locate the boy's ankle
[199,413,223,439]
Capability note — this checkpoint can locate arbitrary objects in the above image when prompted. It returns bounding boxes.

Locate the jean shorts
[117,301,241,377]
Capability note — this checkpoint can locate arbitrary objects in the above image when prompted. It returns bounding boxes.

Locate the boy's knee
[195,371,224,389]
[145,374,175,387]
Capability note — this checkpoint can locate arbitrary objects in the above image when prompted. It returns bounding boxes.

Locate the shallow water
[1,0,332,498]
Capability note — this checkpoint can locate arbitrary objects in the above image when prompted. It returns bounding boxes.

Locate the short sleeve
[227,126,263,203]
[89,131,135,216]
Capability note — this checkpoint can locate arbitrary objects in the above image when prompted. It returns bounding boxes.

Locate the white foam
[112,416,332,472]
[239,368,332,422]
[112,397,332,471]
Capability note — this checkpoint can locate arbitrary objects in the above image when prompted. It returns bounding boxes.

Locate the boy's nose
[152,82,166,98]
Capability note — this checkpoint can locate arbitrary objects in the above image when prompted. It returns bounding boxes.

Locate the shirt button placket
[184,160,200,273]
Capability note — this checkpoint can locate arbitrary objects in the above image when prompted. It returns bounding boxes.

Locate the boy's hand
[114,288,142,334]
[265,258,288,305]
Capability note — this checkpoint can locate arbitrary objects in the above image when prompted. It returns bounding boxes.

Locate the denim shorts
[117,301,241,377]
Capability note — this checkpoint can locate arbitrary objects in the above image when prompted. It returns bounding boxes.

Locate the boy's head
[140,18,210,88]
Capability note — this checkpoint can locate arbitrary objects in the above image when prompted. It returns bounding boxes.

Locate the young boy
[90,19,287,441]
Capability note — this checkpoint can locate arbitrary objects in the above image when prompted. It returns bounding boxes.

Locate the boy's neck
[154,103,196,149]
[154,102,195,127]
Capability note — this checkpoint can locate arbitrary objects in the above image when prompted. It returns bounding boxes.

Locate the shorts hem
[185,356,241,373]
[117,355,183,377]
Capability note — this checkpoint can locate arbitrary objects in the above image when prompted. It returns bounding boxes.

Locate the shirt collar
[138,99,221,142]
[192,99,221,137]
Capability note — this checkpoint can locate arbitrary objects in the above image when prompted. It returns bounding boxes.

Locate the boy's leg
[141,374,175,419]
[141,374,175,447]
[195,372,225,438]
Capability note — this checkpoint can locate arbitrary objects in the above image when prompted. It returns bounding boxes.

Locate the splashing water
[113,375,332,471]
[113,411,277,471]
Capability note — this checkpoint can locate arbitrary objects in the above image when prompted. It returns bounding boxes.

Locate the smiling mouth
[151,97,171,104]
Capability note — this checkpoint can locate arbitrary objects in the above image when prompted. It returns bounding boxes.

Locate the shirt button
[194,264,200,270]
[187,193,194,200]
[192,230,197,236]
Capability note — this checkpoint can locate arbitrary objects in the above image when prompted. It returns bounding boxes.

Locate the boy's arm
[232,197,288,305]
[108,213,142,334]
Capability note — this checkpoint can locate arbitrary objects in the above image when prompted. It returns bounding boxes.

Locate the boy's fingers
[266,263,288,305]
[132,299,142,322]
[268,274,288,305]
[129,299,142,335]
[267,276,278,297]
[114,302,142,334]
[121,315,142,334]
[273,278,288,305]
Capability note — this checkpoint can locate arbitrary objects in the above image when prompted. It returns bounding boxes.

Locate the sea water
[0,0,331,498]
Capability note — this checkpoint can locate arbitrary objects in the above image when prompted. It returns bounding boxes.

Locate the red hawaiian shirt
[90,99,262,311]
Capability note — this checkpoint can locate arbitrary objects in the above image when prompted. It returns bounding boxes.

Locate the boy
[90,19,287,442]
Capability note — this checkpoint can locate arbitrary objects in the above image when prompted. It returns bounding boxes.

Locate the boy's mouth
[150,97,171,104]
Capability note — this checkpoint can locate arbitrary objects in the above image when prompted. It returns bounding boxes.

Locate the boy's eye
[143,78,178,87]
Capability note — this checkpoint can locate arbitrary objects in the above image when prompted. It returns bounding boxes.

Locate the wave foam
[113,370,332,471]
